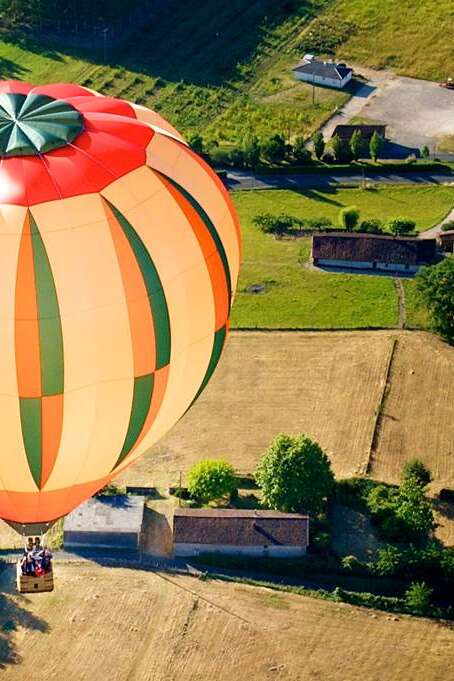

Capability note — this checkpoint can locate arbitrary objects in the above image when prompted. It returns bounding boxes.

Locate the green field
[0,1,347,145]
[318,0,454,81]
[230,186,453,329]
[0,0,453,148]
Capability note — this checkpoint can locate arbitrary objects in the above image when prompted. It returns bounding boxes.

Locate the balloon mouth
[0,92,84,157]
[4,518,59,537]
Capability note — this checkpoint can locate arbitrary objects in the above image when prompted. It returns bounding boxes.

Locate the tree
[369,131,384,162]
[331,135,343,161]
[421,145,430,159]
[188,133,204,154]
[261,134,287,164]
[402,459,432,487]
[312,131,325,161]
[387,217,416,236]
[255,433,334,514]
[243,135,261,169]
[404,581,433,613]
[187,460,236,503]
[395,476,435,538]
[416,258,454,343]
[349,130,364,161]
[339,206,360,231]
[293,136,312,164]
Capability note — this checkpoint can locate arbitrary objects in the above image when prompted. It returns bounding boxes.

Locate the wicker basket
[16,561,54,593]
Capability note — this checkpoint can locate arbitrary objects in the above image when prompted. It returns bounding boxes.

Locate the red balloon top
[0,81,155,206]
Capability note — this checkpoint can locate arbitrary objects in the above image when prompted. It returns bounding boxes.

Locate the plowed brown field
[1,564,453,681]
[120,330,453,492]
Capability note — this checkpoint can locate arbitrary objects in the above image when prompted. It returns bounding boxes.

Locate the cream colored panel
[0,209,37,492]
[102,173,216,460]
[0,204,27,235]
[0,395,38,492]
[76,379,134,484]
[115,333,214,476]
[146,134,240,286]
[129,102,187,144]
[36,193,135,489]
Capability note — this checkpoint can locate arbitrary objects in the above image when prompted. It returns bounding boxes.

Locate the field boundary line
[364,337,399,475]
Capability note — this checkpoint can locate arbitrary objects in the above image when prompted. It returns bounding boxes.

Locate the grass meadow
[230,186,454,329]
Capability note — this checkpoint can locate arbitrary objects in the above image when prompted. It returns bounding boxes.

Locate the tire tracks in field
[364,336,399,475]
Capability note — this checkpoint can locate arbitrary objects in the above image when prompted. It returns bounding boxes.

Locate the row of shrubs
[253,209,417,237]
[190,130,440,169]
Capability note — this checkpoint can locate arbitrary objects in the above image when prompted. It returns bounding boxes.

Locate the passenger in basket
[41,547,53,573]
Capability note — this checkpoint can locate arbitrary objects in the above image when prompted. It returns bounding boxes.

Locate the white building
[173,508,309,558]
[292,54,352,89]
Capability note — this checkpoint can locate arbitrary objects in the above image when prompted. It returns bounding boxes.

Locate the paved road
[225,168,454,192]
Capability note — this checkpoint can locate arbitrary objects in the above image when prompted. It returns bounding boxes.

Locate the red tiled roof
[312,233,437,265]
[173,508,309,547]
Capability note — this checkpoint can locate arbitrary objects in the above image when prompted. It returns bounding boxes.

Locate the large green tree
[416,258,454,343]
[255,434,334,514]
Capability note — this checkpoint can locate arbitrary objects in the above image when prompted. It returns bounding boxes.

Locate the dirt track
[1,563,453,681]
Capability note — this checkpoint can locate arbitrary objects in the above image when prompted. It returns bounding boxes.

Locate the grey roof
[312,233,437,265]
[292,59,352,80]
[64,495,145,534]
[173,508,309,547]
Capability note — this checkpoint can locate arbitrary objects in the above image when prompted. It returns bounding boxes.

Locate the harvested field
[119,330,453,492]
[120,330,394,487]
[369,332,454,492]
[1,563,453,680]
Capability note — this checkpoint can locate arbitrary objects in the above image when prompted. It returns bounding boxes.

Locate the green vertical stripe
[29,213,64,396]
[115,373,154,469]
[19,397,42,488]
[191,325,227,408]
[158,173,232,307]
[106,200,171,370]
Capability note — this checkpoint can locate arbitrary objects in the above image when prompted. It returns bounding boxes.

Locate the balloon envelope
[0,81,240,524]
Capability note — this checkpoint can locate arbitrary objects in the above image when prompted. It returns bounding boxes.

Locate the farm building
[312,233,437,273]
[332,124,387,142]
[439,230,454,253]
[173,508,309,558]
[64,495,145,552]
[292,54,352,89]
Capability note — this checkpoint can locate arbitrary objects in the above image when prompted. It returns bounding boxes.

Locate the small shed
[439,230,454,253]
[292,55,352,89]
[173,508,309,558]
[312,233,437,273]
[64,495,145,552]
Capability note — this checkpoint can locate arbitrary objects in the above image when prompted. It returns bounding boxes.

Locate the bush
[441,220,454,232]
[293,136,312,164]
[387,217,416,236]
[404,581,433,614]
[255,433,335,514]
[188,133,204,154]
[339,206,360,231]
[395,476,435,538]
[402,459,432,487]
[95,483,126,496]
[357,218,384,234]
[187,460,236,503]
[228,146,245,167]
[331,135,352,162]
[261,134,287,164]
[252,213,299,237]
[421,145,430,159]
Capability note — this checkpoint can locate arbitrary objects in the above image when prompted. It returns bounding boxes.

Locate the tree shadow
[0,57,28,80]
[1,1,320,88]
[0,566,49,670]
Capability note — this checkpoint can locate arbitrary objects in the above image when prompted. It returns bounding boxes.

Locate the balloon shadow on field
[0,565,50,669]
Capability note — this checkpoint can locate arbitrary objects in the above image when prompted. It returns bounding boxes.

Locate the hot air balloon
[0,80,241,534]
